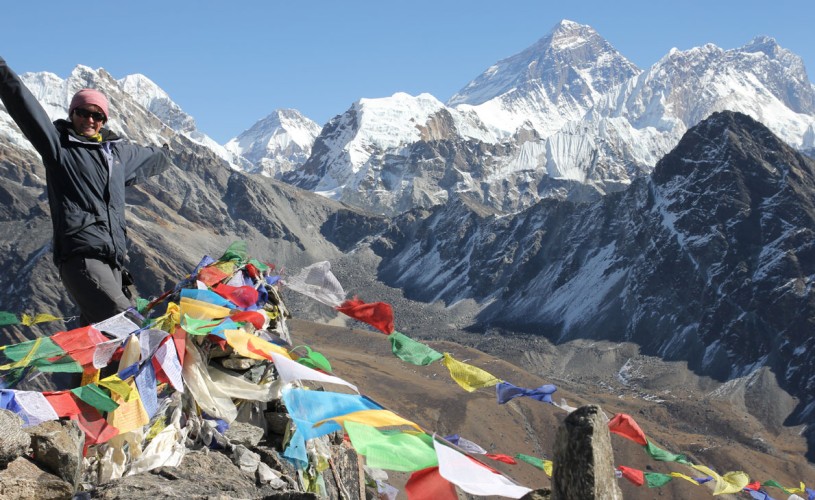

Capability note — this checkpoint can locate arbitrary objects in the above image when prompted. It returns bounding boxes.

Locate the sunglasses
[73,108,106,122]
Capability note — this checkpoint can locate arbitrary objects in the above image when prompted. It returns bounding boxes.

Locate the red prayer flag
[51,326,109,366]
[213,283,259,308]
[745,481,761,491]
[608,413,648,446]
[618,465,645,487]
[71,400,119,453]
[484,453,518,464]
[335,297,394,334]
[405,466,457,500]
[231,311,266,330]
[172,326,186,366]
[42,390,84,417]
[197,266,229,286]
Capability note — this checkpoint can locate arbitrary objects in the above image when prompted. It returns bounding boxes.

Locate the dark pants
[59,256,132,326]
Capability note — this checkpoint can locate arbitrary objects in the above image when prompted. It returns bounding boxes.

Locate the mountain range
[1,17,815,488]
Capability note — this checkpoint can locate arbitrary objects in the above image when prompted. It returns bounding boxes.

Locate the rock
[520,489,553,500]
[256,461,286,488]
[225,421,265,448]
[26,419,85,491]
[0,409,30,469]
[92,449,280,499]
[232,444,261,473]
[220,357,258,371]
[0,456,73,499]
[551,405,622,500]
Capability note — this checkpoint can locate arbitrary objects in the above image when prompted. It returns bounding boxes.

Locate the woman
[0,56,174,325]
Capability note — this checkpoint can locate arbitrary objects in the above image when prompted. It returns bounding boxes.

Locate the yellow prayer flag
[691,464,749,495]
[99,375,135,402]
[789,482,807,494]
[441,352,501,392]
[314,409,423,432]
[224,329,291,360]
[670,472,701,484]
[178,297,231,321]
[153,302,180,333]
[212,261,237,276]
[107,378,149,434]
[543,460,553,477]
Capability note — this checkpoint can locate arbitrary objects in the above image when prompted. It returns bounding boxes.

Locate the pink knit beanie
[69,89,109,121]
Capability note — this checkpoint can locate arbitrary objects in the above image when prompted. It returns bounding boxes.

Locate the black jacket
[0,56,172,267]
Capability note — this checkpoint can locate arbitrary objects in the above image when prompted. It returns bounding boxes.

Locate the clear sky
[1,1,812,143]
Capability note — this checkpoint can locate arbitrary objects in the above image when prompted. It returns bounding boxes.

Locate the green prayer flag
[644,440,688,463]
[644,472,674,488]
[221,241,248,263]
[389,331,443,366]
[32,355,83,373]
[136,298,150,315]
[2,337,64,363]
[762,480,791,493]
[293,346,332,372]
[71,384,119,413]
[515,453,546,470]
[248,258,270,272]
[344,420,438,472]
[0,311,19,326]
[181,315,221,336]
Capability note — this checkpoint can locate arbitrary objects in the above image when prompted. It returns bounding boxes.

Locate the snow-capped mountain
[281,20,815,216]
[224,109,322,178]
[368,111,815,450]
[448,19,641,138]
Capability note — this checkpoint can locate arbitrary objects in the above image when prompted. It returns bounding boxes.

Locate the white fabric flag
[434,438,532,498]
[14,390,59,426]
[138,329,169,362]
[207,365,279,401]
[154,340,184,392]
[93,310,140,339]
[282,261,346,307]
[181,339,237,422]
[270,352,358,393]
[456,436,488,455]
[93,338,125,369]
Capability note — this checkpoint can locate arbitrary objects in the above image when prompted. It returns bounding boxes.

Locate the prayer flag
[644,472,674,488]
[618,465,645,486]
[271,353,359,392]
[496,381,557,404]
[405,467,457,500]
[51,326,110,366]
[485,453,517,464]
[20,313,61,326]
[42,390,84,417]
[283,261,346,307]
[644,440,688,463]
[315,409,423,432]
[608,413,647,445]
[336,297,394,334]
[344,421,437,472]
[71,384,119,413]
[389,331,443,366]
[281,387,380,440]
[212,283,259,309]
[434,439,531,498]
[690,464,749,495]
[178,297,231,321]
[230,311,266,330]
[441,353,501,392]
[0,311,19,326]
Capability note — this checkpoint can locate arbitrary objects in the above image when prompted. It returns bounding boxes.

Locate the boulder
[224,421,265,448]
[26,419,85,490]
[551,405,622,500]
[0,409,30,469]
[0,456,73,500]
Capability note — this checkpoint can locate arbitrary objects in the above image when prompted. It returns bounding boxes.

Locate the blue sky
[2,1,812,143]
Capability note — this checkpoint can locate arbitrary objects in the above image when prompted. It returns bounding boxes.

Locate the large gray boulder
[26,419,85,491]
[0,409,30,469]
